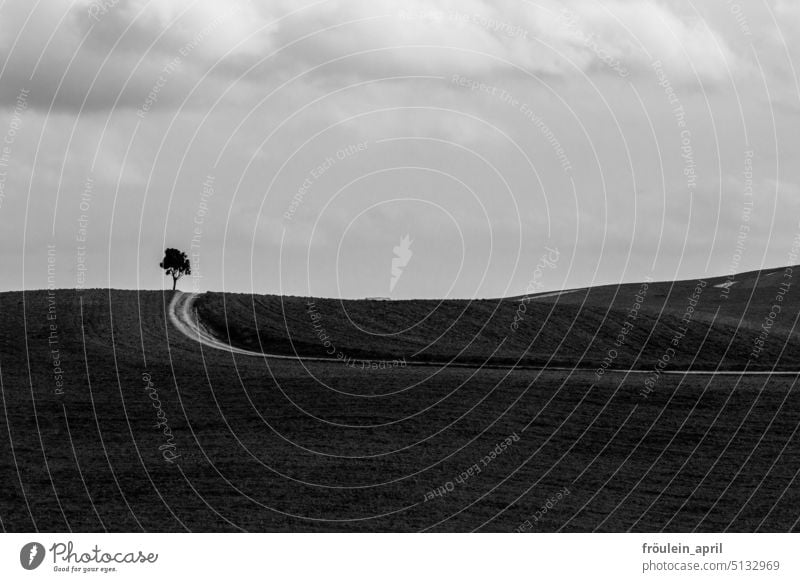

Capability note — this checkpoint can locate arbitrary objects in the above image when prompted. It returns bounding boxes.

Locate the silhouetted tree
[160,248,191,291]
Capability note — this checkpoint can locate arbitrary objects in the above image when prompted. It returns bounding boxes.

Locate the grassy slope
[194,265,800,370]
[0,266,799,532]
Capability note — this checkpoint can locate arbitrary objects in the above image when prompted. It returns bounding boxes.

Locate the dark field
[1,266,799,531]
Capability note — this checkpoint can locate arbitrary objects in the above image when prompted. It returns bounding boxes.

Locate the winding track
[169,291,334,361]
[168,292,800,376]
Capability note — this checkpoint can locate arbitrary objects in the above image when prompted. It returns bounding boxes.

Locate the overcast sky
[0,0,798,298]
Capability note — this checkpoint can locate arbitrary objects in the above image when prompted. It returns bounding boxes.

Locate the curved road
[168,292,799,376]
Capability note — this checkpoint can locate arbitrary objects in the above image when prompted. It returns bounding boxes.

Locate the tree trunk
[172,276,177,291]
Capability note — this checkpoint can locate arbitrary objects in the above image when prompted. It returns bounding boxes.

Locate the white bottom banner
[1,534,796,581]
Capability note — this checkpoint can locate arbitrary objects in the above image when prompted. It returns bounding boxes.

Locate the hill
[0,265,798,532]
[191,264,800,371]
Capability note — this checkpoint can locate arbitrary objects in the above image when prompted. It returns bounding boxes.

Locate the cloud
[557,0,742,83]
[0,0,269,112]
[0,0,747,114]
[247,0,744,84]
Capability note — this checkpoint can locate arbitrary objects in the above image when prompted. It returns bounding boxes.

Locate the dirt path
[168,292,800,376]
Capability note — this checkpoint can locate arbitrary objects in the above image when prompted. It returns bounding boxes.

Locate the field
[1,266,799,532]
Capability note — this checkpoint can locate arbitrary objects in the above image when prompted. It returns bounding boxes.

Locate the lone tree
[160,248,191,291]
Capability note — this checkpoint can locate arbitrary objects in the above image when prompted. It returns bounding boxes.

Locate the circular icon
[20,542,45,570]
